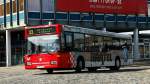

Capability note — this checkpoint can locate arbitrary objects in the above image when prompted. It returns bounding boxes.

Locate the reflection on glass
[27,35,60,54]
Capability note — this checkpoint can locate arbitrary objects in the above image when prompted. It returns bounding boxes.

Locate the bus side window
[95,36,103,52]
[74,33,84,52]
[64,32,73,51]
[85,34,91,52]
[102,44,108,52]
[112,38,120,50]
[61,33,65,51]
[102,37,112,52]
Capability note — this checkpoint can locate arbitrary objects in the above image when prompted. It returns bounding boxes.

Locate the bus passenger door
[63,32,74,68]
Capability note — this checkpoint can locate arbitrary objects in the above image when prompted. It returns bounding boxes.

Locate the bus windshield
[27,35,60,54]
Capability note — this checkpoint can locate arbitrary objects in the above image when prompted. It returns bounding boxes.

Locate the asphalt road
[0,65,150,84]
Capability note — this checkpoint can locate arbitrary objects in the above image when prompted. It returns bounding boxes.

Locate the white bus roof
[63,25,131,39]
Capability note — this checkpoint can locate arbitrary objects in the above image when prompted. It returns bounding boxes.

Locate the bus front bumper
[25,61,58,69]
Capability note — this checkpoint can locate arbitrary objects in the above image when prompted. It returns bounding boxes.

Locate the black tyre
[109,58,121,70]
[115,58,121,70]
[46,69,53,74]
[75,58,85,72]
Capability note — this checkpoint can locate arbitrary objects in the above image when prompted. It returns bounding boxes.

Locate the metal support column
[6,30,11,67]
[10,0,13,26]
[17,0,20,25]
[40,0,43,25]
[4,0,6,27]
[133,28,140,60]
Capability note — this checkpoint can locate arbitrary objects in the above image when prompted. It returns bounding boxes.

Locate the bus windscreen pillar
[6,30,11,67]
[133,28,140,60]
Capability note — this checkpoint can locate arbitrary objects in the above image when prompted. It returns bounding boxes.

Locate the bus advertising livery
[24,24,133,73]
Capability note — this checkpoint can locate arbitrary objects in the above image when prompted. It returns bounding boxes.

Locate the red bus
[24,24,133,73]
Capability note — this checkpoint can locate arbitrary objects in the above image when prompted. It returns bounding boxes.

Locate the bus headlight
[27,62,32,66]
[50,61,57,65]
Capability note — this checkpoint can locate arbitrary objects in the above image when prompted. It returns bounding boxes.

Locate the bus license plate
[37,66,44,68]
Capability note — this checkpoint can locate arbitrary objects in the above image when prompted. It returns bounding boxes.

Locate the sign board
[56,0,148,15]
[28,27,56,36]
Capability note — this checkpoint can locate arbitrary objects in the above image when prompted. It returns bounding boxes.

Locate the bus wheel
[88,68,97,72]
[75,58,85,72]
[46,69,53,74]
[110,58,121,70]
[115,58,121,70]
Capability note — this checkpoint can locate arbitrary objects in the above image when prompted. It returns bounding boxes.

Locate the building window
[0,4,4,16]
[6,2,10,14]
[13,0,17,13]
[19,0,24,11]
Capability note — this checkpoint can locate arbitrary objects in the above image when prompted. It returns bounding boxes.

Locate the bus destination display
[28,27,56,36]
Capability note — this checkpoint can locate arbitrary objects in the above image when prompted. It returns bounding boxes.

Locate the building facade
[0,0,150,67]
[0,0,26,66]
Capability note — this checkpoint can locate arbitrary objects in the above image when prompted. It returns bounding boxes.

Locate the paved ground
[0,65,150,84]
